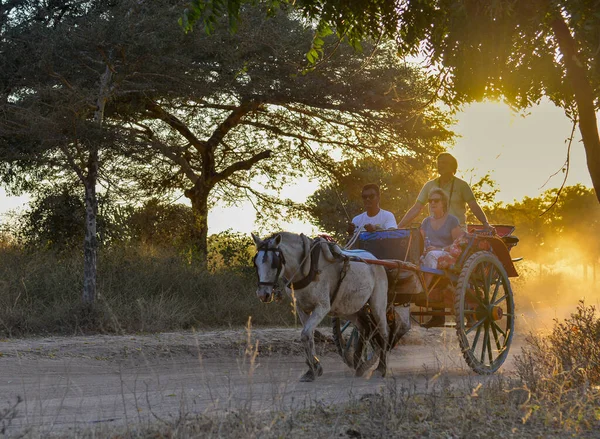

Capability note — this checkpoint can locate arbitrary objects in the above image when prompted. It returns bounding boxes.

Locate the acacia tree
[1,1,453,269]
[0,0,136,304]
[188,0,600,202]
[105,3,454,260]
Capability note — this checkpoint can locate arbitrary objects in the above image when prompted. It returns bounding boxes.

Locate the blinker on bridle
[253,244,286,289]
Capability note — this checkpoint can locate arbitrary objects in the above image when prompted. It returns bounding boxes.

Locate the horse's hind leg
[299,305,329,382]
[367,279,389,377]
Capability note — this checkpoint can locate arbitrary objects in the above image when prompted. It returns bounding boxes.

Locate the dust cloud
[510,235,599,334]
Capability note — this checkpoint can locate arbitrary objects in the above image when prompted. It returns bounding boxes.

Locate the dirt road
[1,325,528,436]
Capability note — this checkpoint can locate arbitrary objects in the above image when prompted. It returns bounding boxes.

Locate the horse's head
[251,233,286,303]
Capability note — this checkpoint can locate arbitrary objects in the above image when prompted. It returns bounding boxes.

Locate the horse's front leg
[296,306,330,343]
[296,306,309,326]
[299,304,329,382]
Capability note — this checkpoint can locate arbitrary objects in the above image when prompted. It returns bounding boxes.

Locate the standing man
[397,153,492,230]
[347,183,397,235]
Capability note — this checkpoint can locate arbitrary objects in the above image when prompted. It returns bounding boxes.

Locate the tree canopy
[0,0,454,263]
[186,0,600,202]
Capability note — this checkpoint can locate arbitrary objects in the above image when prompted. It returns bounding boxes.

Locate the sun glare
[450,99,593,203]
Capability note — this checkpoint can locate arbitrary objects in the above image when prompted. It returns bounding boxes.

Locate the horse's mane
[263,231,300,242]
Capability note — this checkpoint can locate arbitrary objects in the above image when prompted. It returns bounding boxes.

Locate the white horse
[252,232,389,382]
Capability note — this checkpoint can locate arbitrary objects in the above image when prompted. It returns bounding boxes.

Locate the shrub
[515,301,600,431]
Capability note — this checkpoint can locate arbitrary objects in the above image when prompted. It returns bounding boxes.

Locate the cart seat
[340,248,377,260]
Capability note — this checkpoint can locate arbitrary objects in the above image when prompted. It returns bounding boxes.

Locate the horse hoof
[355,366,367,378]
[376,368,387,378]
[316,363,324,377]
[300,370,315,382]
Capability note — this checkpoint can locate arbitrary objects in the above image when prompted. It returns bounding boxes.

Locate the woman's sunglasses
[428,198,442,204]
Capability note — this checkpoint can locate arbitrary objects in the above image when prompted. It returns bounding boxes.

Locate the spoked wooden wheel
[331,317,378,371]
[455,251,515,374]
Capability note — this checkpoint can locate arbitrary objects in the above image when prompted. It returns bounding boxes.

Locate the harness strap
[330,257,350,307]
[437,176,455,204]
[254,246,285,288]
[283,239,322,290]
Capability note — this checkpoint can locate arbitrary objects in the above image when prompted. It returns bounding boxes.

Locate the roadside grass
[0,244,295,337]
[515,301,600,432]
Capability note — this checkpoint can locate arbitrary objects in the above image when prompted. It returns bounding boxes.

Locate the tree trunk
[82,160,98,305]
[187,187,210,268]
[81,61,112,304]
[551,16,600,202]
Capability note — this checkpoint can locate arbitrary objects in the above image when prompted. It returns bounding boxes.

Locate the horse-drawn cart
[332,225,520,375]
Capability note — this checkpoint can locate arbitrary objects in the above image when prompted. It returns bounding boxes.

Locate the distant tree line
[486,184,600,280]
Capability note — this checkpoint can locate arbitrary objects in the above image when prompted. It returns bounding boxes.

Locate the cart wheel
[331,317,378,371]
[455,251,514,374]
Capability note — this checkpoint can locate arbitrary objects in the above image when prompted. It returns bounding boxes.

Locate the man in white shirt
[347,184,397,235]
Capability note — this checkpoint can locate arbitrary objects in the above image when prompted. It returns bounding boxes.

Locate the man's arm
[397,202,425,228]
[467,199,491,228]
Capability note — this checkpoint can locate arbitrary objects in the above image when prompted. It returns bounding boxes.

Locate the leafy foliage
[16,185,86,251]
[207,230,254,271]
[183,0,600,201]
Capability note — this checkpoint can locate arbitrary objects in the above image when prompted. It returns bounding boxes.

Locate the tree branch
[213,150,272,184]
[58,144,86,184]
[144,100,207,154]
[149,140,199,185]
[239,120,362,148]
[204,98,264,150]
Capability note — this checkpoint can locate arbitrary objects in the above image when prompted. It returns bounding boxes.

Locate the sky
[0,99,594,236]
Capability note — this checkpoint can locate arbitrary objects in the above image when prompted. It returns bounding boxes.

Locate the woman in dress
[420,187,465,270]
[419,187,465,328]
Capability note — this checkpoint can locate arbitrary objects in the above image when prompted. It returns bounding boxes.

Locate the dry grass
[515,301,600,433]
[0,244,295,337]
[9,374,596,438]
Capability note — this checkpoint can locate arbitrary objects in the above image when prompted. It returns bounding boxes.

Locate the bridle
[253,244,286,290]
[253,235,348,307]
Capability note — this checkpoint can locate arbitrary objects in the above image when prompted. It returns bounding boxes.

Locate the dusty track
[1,325,528,436]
